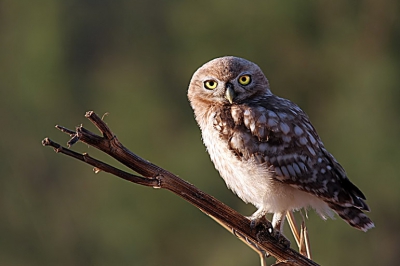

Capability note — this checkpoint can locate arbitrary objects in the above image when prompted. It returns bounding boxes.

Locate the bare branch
[42,111,319,266]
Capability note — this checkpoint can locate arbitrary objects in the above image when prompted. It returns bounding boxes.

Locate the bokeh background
[1,1,399,265]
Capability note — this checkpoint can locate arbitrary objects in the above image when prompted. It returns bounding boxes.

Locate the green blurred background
[1,1,399,265]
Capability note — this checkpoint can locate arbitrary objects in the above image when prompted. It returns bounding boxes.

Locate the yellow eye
[204,80,218,90]
[238,75,251,85]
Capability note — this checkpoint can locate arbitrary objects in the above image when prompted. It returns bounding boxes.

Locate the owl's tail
[328,203,375,232]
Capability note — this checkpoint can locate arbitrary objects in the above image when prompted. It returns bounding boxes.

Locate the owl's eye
[204,80,218,90]
[238,75,251,85]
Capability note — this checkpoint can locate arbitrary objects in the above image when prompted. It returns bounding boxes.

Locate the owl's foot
[271,211,291,247]
[254,222,291,249]
[247,209,269,229]
[247,213,291,249]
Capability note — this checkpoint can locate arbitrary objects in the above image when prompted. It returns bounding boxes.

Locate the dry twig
[42,111,319,266]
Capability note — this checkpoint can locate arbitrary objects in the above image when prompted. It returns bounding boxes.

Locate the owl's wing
[214,97,368,210]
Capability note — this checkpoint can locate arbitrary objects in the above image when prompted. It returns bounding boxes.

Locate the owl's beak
[225,85,235,104]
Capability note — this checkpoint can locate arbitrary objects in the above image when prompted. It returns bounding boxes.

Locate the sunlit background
[1,1,399,265]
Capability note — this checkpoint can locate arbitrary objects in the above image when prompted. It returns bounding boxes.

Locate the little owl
[187,56,374,236]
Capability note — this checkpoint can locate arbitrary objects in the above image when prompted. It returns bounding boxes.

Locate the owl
[187,56,374,236]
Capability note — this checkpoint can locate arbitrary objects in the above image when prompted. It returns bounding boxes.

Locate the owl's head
[188,56,271,109]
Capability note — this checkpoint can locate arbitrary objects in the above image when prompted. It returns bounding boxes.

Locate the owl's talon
[249,218,258,229]
[250,216,291,249]
[247,213,270,229]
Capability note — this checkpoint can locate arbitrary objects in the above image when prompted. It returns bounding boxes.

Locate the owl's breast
[200,108,274,209]
[199,107,331,215]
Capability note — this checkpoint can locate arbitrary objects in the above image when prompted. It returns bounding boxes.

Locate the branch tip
[42,137,51,146]
[55,125,76,136]
[84,111,114,139]
[42,138,63,153]
[85,111,94,118]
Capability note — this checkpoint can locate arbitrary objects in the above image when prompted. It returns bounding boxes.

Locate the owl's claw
[247,215,291,249]
[249,218,258,229]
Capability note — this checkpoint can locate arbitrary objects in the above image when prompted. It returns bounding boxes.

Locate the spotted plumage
[188,56,374,233]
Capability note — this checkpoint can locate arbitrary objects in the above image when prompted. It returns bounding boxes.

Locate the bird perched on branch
[187,56,374,239]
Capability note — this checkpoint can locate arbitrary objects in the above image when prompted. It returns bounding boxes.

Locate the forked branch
[42,111,319,266]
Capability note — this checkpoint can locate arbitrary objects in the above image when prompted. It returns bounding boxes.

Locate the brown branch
[42,111,319,266]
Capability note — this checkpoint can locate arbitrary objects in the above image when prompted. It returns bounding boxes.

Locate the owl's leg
[272,211,286,232]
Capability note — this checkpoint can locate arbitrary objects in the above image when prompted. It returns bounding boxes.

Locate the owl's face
[188,56,271,108]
